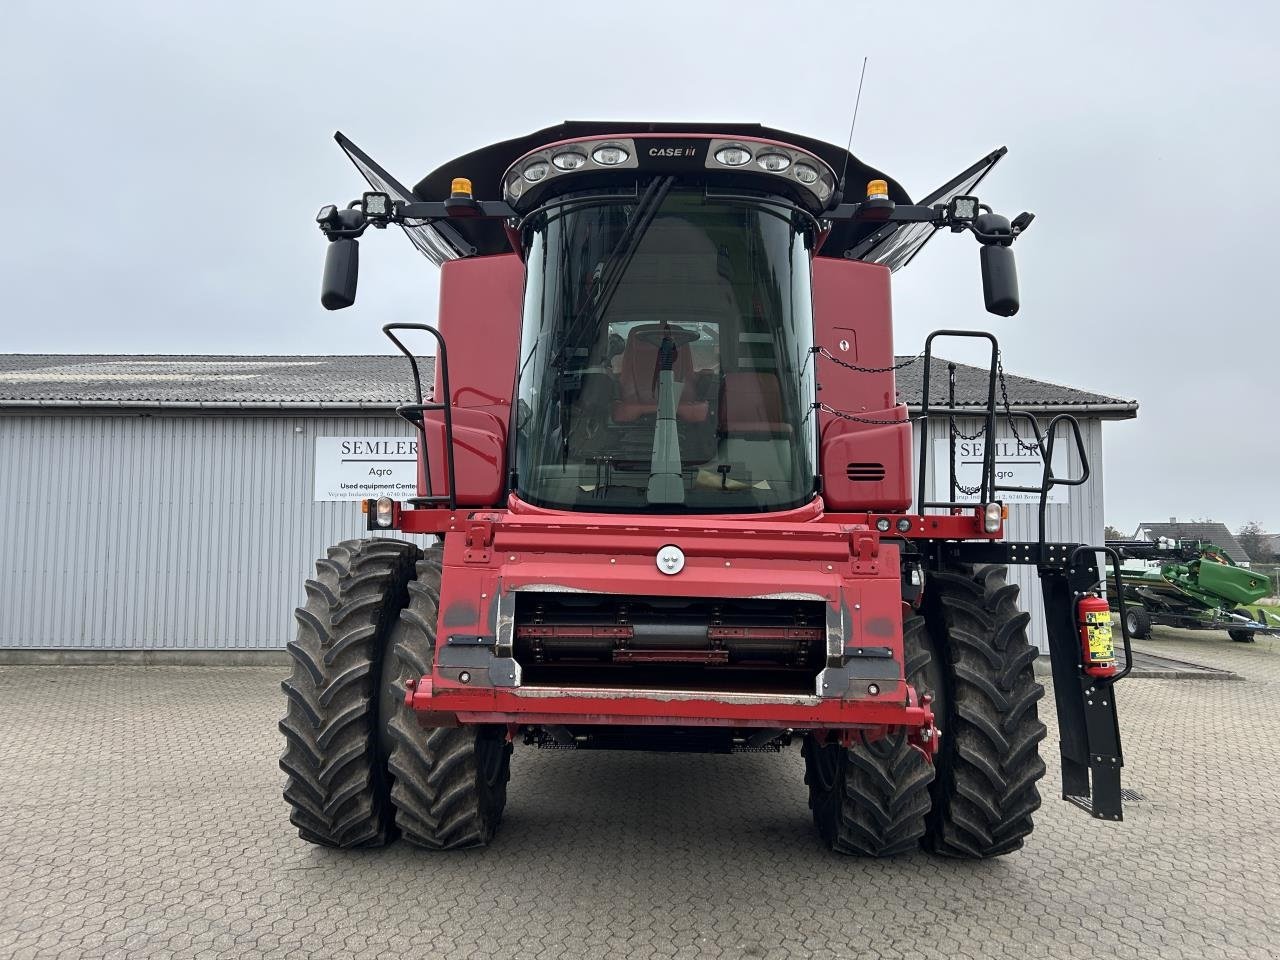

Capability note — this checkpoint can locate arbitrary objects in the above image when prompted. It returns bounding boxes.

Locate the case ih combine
[281,121,1133,858]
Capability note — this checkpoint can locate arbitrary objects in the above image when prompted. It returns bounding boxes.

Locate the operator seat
[607,214,739,425]
[613,326,707,423]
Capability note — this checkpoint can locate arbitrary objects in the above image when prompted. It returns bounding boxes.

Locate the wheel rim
[1126,612,1139,635]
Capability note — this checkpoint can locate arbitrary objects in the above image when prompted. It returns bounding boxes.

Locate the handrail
[915,331,1094,541]
[382,323,457,511]
[917,330,999,511]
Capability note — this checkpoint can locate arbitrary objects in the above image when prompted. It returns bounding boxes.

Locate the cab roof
[409,121,911,259]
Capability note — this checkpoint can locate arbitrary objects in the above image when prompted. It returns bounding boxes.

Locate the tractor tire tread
[382,551,512,850]
[803,615,935,857]
[924,563,1048,859]
[279,537,419,848]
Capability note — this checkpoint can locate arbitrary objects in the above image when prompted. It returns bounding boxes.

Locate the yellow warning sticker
[1085,611,1114,661]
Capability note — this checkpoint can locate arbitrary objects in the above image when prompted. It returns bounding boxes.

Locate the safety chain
[810,345,1041,460]
[812,402,920,426]
[815,345,923,374]
[950,421,986,441]
[995,355,1042,453]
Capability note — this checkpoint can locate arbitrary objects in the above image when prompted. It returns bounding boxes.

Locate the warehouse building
[0,354,1136,654]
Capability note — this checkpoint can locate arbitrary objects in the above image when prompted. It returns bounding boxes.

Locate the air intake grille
[846,462,886,482]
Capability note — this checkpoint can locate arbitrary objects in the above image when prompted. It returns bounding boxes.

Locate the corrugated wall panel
[0,413,419,649]
[912,416,1106,653]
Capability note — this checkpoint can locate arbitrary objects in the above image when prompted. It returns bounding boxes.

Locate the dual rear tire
[279,539,511,849]
[805,564,1048,858]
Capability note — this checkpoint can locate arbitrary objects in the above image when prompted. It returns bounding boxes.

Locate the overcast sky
[2,1,1275,532]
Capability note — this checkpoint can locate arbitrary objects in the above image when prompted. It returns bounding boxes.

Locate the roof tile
[0,354,1135,412]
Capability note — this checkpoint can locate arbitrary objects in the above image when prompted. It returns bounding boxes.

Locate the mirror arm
[397,199,517,221]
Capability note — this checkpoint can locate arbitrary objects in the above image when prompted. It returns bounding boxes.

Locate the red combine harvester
[282,122,1132,857]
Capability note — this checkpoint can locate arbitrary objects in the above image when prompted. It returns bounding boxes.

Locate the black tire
[1123,607,1152,640]
[279,538,420,847]
[383,549,513,849]
[1228,628,1255,643]
[920,563,1047,858]
[802,615,935,857]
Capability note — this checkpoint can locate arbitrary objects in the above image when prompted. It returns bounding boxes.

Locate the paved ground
[2,627,1279,960]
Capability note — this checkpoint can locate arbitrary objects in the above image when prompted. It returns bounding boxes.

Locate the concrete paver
[2,631,1279,959]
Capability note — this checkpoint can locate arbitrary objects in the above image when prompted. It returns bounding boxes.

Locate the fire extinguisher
[1077,594,1116,678]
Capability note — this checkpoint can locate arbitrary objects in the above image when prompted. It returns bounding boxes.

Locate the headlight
[591,144,629,165]
[982,502,1003,533]
[375,497,395,529]
[552,151,588,170]
[756,152,791,172]
[523,160,550,183]
[714,145,752,166]
[896,518,913,533]
[875,518,892,532]
[793,163,820,184]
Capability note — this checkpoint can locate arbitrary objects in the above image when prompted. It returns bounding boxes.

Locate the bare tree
[1236,521,1275,563]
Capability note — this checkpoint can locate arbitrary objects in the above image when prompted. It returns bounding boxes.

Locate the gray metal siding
[912,416,1106,653]
[0,413,418,649]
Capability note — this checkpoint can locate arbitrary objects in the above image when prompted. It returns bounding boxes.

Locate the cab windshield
[515,185,816,513]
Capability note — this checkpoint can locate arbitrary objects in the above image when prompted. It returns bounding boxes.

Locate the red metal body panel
[418,409,506,506]
[433,254,524,417]
[392,499,1001,541]
[384,496,985,749]
[407,678,933,733]
[811,258,913,512]
[415,254,522,504]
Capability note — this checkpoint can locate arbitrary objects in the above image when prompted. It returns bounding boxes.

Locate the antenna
[838,57,869,197]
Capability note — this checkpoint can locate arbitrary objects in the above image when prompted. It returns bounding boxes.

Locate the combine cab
[281,122,1133,857]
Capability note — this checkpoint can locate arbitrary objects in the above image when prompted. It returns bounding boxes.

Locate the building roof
[0,353,1137,417]
[0,355,415,409]
[893,357,1135,415]
[1133,521,1251,564]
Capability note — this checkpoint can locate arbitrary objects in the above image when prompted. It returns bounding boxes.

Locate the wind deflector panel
[335,132,462,266]
[847,147,1007,272]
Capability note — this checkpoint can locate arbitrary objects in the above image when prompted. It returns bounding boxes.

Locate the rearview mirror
[321,238,359,310]
[980,244,1019,317]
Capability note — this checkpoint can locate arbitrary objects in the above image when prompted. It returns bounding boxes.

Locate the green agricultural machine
[1106,540,1277,642]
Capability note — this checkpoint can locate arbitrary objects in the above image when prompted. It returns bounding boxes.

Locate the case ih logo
[643,140,706,168]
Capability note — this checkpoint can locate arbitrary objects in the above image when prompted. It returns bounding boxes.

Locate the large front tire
[920,563,1047,858]
[382,550,513,849]
[279,538,420,847]
[803,615,935,857]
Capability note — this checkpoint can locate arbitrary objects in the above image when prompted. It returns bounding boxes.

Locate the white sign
[932,437,1068,504]
[314,436,419,502]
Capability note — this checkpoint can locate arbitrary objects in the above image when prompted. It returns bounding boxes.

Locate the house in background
[1134,519,1251,566]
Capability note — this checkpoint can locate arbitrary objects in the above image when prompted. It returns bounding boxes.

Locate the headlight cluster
[501,135,838,210]
[503,139,639,204]
[705,138,836,205]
